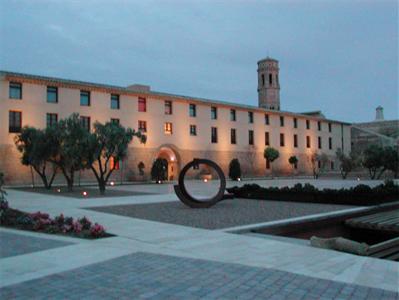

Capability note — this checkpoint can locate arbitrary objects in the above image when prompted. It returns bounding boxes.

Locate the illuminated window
[109,156,120,170]
[80,116,90,131]
[111,94,120,109]
[80,91,90,106]
[230,109,236,121]
[249,130,254,145]
[46,113,58,127]
[9,111,22,133]
[138,97,146,112]
[265,132,270,146]
[9,82,22,99]
[190,125,197,136]
[138,120,147,132]
[165,100,172,115]
[211,127,218,143]
[189,104,196,117]
[164,122,173,135]
[211,107,217,120]
[231,129,236,144]
[47,86,58,103]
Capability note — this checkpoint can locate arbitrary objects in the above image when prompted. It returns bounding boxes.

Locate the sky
[0,0,397,122]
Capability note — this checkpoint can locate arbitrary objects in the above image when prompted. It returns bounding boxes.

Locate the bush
[0,204,110,239]
[226,181,399,206]
[151,158,168,182]
[228,159,241,181]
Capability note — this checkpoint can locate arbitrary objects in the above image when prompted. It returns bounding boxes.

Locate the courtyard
[1,179,398,299]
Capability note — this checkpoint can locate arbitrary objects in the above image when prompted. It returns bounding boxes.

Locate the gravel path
[88,199,354,229]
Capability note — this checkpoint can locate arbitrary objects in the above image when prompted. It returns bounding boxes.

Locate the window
[331,161,335,170]
[261,74,265,86]
[265,114,270,125]
[46,113,58,128]
[211,106,217,120]
[265,132,270,146]
[280,133,285,147]
[230,109,236,121]
[231,129,237,144]
[164,122,173,135]
[111,94,120,109]
[294,134,298,148]
[249,130,254,145]
[306,136,311,148]
[318,160,321,169]
[138,97,146,112]
[165,100,172,115]
[111,118,120,125]
[280,116,284,127]
[318,136,322,149]
[9,82,22,99]
[80,91,90,106]
[211,127,218,143]
[9,111,22,133]
[269,73,272,85]
[293,118,297,128]
[266,159,270,169]
[294,161,298,169]
[328,123,332,132]
[276,74,279,85]
[190,125,197,136]
[329,137,332,150]
[248,112,254,124]
[47,86,58,103]
[80,116,91,131]
[110,156,120,170]
[306,120,310,129]
[138,120,147,132]
[189,104,196,117]
[318,121,321,131]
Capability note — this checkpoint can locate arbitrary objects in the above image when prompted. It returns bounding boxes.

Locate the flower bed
[226,181,399,206]
[0,200,111,239]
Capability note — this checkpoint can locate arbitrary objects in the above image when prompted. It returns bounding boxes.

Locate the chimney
[375,106,384,121]
[127,84,150,93]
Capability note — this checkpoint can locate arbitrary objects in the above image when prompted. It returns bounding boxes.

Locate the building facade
[0,58,351,185]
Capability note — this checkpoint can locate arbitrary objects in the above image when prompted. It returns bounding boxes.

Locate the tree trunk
[377,168,386,180]
[99,179,106,195]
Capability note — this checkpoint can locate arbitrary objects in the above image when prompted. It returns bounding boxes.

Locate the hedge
[226,181,399,206]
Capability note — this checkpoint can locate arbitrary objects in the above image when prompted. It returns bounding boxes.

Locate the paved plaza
[1,179,398,299]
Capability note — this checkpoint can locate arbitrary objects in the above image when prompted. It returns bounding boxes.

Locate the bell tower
[257,57,280,110]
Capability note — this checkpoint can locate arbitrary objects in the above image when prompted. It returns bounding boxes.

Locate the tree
[309,152,328,179]
[336,149,358,179]
[15,127,58,189]
[288,156,298,175]
[378,147,399,179]
[264,147,279,178]
[86,121,146,195]
[151,158,168,182]
[48,114,91,191]
[362,145,384,179]
[228,158,241,180]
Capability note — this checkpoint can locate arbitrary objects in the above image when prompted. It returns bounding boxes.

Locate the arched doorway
[156,146,180,181]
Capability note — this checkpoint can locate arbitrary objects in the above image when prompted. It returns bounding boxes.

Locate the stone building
[351,106,399,154]
[0,58,351,185]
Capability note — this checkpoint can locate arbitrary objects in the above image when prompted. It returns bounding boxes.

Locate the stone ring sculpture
[174,158,232,208]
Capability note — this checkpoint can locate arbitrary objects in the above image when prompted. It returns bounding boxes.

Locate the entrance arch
[155,145,180,181]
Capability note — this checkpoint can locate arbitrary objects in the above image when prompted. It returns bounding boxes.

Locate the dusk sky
[1,0,397,122]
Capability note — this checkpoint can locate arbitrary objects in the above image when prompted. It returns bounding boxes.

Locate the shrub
[90,223,106,238]
[151,158,168,182]
[226,181,399,206]
[228,159,241,181]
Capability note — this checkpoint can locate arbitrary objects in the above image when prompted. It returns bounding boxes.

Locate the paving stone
[1,252,397,299]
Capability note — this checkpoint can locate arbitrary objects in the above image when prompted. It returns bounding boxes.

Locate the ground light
[110,181,115,186]
[203,178,208,183]
[82,191,88,197]
[237,178,241,181]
